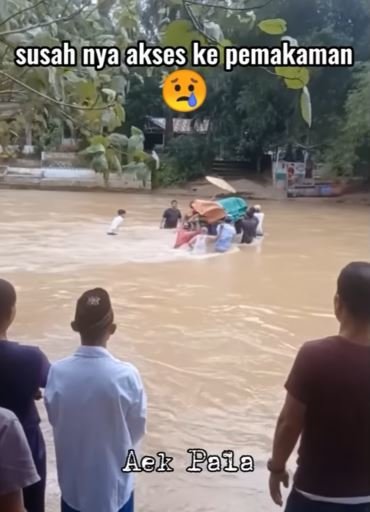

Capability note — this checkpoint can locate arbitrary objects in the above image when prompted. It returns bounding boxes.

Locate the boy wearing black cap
[45,288,147,512]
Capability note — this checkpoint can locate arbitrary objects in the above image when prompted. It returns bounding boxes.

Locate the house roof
[145,116,209,134]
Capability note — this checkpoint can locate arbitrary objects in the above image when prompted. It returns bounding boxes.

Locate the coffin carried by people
[216,197,248,222]
[188,199,226,224]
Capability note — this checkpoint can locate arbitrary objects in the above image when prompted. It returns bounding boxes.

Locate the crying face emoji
[162,70,207,113]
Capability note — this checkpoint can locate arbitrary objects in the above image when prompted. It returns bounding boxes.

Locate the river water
[0,189,368,511]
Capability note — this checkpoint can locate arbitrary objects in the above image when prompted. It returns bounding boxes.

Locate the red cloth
[174,229,199,249]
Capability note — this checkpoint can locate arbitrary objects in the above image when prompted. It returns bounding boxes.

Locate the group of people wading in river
[160,198,265,254]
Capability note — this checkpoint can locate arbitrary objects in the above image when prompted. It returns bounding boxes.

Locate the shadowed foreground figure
[268,262,370,512]
[0,279,50,512]
[45,288,147,512]
[0,407,40,512]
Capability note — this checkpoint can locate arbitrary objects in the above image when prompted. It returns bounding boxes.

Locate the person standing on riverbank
[0,407,41,512]
[107,209,126,235]
[0,279,50,512]
[268,261,370,512]
[45,288,147,512]
[160,200,182,229]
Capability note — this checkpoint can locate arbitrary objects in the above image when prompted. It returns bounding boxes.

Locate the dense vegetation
[0,0,369,185]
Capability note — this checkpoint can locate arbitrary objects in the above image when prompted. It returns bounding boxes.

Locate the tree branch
[0,71,115,111]
[0,4,87,38]
[184,1,305,85]
[0,0,46,29]
[184,0,274,12]
[0,89,26,95]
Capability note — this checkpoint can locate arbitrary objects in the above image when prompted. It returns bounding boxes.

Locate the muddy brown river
[0,189,368,511]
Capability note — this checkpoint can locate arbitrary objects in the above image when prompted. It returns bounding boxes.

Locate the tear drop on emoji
[162,69,207,113]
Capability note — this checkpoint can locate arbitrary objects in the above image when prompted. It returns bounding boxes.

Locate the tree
[145,0,370,182]
[0,0,139,170]
[324,64,370,176]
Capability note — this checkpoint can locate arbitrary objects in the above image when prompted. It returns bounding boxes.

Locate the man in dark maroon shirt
[0,279,50,512]
[268,262,370,511]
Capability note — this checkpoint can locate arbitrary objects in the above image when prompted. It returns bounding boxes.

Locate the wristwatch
[267,458,286,473]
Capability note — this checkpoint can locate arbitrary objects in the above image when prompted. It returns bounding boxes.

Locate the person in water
[189,227,208,255]
[45,288,147,512]
[214,217,236,253]
[107,209,126,235]
[160,200,182,229]
[0,279,50,512]
[0,407,41,512]
[253,204,264,236]
[241,208,258,244]
[268,261,370,512]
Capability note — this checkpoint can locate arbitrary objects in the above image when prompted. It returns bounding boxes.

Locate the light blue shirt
[215,223,236,252]
[44,346,147,512]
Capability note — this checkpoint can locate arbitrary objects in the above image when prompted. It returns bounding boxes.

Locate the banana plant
[79,126,153,186]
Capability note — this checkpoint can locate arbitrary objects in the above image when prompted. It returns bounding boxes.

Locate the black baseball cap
[72,288,114,335]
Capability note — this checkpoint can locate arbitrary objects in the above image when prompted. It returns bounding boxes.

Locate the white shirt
[254,212,264,236]
[108,216,123,234]
[45,346,147,512]
[297,489,370,505]
[191,234,207,254]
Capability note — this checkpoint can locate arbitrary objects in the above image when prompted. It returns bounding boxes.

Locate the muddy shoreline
[1,179,369,206]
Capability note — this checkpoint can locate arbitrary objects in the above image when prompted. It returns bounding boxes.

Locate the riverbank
[155,178,370,205]
[0,166,369,204]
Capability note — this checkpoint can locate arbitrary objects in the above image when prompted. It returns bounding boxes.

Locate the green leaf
[75,80,97,103]
[135,162,150,186]
[130,126,144,137]
[161,19,206,50]
[258,18,287,35]
[80,143,106,156]
[4,33,30,46]
[106,148,122,173]
[92,153,109,175]
[300,86,312,127]
[101,108,118,131]
[107,133,129,149]
[275,67,310,89]
[128,135,144,162]
[113,103,126,124]
[89,135,108,147]
[32,28,59,47]
[102,88,116,101]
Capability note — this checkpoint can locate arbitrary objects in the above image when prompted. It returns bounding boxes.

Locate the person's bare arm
[269,392,305,506]
[0,490,25,512]
[271,392,305,469]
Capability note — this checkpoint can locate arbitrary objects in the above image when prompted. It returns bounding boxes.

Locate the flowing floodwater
[0,189,368,511]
